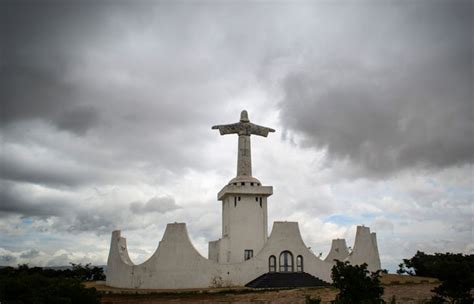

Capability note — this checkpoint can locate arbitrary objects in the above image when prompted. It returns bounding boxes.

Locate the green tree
[0,264,102,304]
[331,260,384,304]
[398,251,473,303]
[70,263,106,281]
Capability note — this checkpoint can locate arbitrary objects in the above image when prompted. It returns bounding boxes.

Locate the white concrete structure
[106,110,381,289]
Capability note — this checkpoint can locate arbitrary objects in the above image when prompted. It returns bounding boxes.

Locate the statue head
[240,110,249,122]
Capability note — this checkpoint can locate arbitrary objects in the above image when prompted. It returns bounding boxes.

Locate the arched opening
[268,255,276,272]
[296,255,303,272]
[279,251,294,272]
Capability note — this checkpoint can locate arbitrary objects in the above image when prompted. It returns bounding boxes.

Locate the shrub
[331,260,384,304]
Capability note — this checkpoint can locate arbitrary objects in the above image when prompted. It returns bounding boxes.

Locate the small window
[260,201,262,208]
[244,249,254,260]
[297,255,303,272]
[234,196,237,207]
[255,197,258,202]
[251,182,254,186]
[238,196,241,201]
[279,251,294,272]
[259,197,262,203]
[257,183,260,186]
[241,182,245,186]
[269,255,276,272]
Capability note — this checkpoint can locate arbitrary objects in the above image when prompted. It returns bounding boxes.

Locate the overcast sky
[1,0,472,273]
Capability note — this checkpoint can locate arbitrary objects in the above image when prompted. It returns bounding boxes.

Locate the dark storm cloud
[1,1,244,175]
[1,1,106,135]
[2,146,97,188]
[0,181,70,217]
[0,2,246,241]
[279,1,473,176]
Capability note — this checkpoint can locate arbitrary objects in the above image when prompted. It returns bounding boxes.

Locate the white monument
[106,110,381,289]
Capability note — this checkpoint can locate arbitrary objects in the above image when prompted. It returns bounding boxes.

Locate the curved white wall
[107,221,358,289]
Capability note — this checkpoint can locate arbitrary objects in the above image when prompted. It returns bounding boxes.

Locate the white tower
[208,110,274,263]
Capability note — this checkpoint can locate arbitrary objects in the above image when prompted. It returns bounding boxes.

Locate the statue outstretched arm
[212,123,241,135]
[249,123,275,137]
[212,121,275,137]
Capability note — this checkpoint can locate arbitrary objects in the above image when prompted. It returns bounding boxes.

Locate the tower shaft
[209,110,274,263]
[237,135,252,176]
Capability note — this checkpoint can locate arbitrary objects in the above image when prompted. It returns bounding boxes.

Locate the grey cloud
[0,181,69,218]
[0,254,17,265]
[0,177,176,234]
[1,1,247,176]
[62,197,180,234]
[54,105,100,135]
[279,1,473,176]
[20,248,40,259]
[66,210,119,235]
[1,65,72,124]
[0,65,99,136]
[130,196,180,214]
[2,146,99,188]
[1,2,105,135]
[452,222,472,233]
[371,218,394,232]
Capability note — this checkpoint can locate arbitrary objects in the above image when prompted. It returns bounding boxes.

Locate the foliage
[0,263,105,281]
[331,260,384,304]
[0,264,102,304]
[69,263,106,281]
[398,251,473,303]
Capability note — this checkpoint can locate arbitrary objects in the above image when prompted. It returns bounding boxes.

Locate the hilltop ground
[86,274,440,303]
